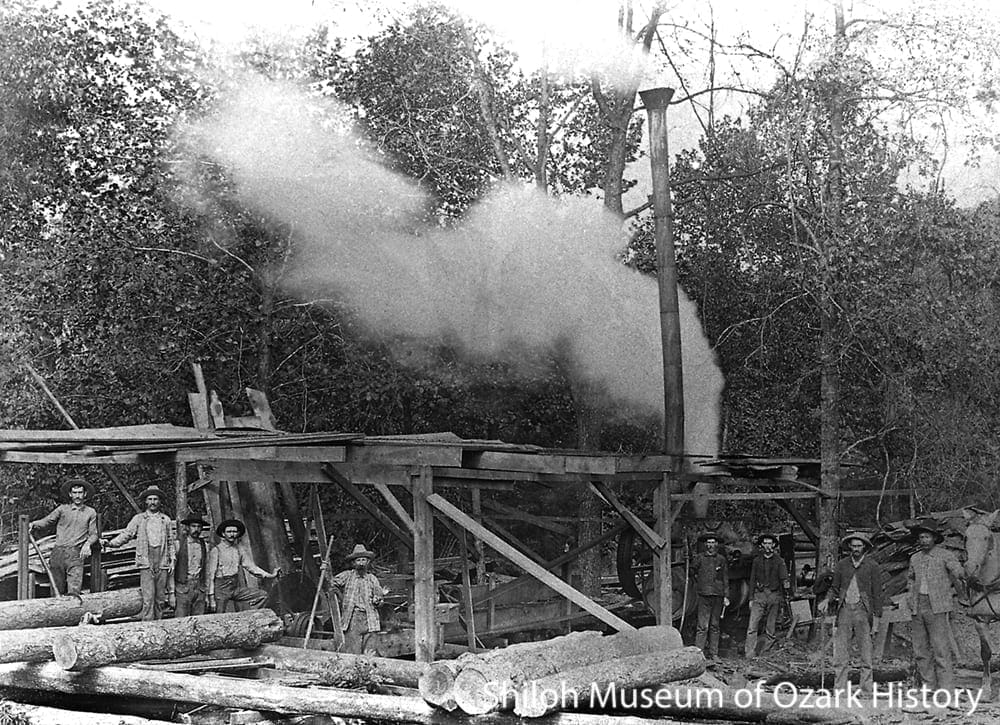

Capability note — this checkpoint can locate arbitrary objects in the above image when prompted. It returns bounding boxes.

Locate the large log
[452,626,683,715]
[52,609,284,671]
[514,646,706,718]
[0,625,76,664]
[0,663,718,725]
[628,685,862,723]
[0,701,174,725]
[419,633,592,711]
[254,644,427,688]
[0,588,142,630]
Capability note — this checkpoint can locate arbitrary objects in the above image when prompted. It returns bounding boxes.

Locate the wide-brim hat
[138,486,167,502]
[755,533,778,546]
[216,518,246,538]
[181,516,209,527]
[841,531,873,549]
[60,478,95,501]
[347,543,376,561]
[697,532,722,544]
[908,518,944,543]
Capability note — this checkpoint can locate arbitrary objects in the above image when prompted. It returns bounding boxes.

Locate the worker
[820,532,883,694]
[329,544,385,654]
[906,518,965,695]
[29,477,99,597]
[206,518,280,613]
[692,533,730,660]
[744,533,790,658]
[173,515,210,617]
[103,486,176,620]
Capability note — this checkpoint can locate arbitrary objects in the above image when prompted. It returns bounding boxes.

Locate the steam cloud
[190,79,724,456]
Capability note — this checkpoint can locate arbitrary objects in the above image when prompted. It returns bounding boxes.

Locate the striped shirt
[332,569,383,632]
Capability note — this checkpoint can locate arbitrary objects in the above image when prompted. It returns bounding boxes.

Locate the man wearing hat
[906,518,966,695]
[173,515,210,617]
[206,519,280,614]
[30,478,99,597]
[819,532,883,693]
[329,544,385,654]
[744,533,790,658]
[103,486,176,620]
[692,533,730,660]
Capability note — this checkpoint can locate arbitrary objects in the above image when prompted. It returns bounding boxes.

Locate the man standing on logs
[692,533,729,660]
[103,486,176,621]
[744,533,790,659]
[819,532,883,694]
[329,544,384,654]
[906,518,965,696]
[206,519,280,614]
[29,477,99,598]
[174,516,209,617]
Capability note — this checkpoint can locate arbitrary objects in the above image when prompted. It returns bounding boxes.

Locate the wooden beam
[373,483,415,533]
[480,517,547,566]
[17,515,29,601]
[669,490,913,501]
[426,493,634,632]
[412,467,436,663]
[347,445,461,468]
[589,481,665,550]
[472,521,629,607]
[321,465,413,550]
[480,499,571,536]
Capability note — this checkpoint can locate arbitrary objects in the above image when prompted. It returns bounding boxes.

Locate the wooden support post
[412,466,435,663]
[18,514,30,601]
[90,512,104,593]
[373,483,415,533]
[427,493,634,632]
[654,473,673,625]
[322,465,413,550]
[175,458,187,520]
[458,530,477,650]
[471,488,486,584]
[589,480,665,550]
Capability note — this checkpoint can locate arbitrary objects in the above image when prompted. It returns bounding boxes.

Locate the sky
[146,0,1000,206]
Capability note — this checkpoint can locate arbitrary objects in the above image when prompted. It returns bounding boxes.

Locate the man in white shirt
[206,519,280,613]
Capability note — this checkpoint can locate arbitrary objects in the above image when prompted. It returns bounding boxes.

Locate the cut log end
[452,666,508,715]
[52,635,80,671]
[418,661,459,708]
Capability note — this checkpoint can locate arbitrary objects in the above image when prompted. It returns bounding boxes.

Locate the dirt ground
[677,610,1000,724]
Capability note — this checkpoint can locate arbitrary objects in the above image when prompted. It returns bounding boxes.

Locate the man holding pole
[330,544,384,654]
[29,477,99,597]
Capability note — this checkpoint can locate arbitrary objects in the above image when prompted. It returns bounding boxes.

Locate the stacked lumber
[418,625,704,717]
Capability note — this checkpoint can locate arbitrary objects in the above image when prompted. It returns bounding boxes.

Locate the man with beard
[30,478,99,598]
[744,533,790,658]
[103,486,176,620]
[906,519,965,696]
[820,532,883,694]
[206,519,280,614]
[692,533,730,660]
[330,544,385,654]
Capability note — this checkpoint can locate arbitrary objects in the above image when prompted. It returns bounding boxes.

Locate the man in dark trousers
[820,532,883,693]
[693,533,730,660]
[744,533,790,658]
[174,516,210,617]
[206,518,280,614]
[906,518,965,695]
[30,477,99,597]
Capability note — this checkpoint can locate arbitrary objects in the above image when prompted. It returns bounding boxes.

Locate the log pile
[0,587,142,629]
[418,625,704,717]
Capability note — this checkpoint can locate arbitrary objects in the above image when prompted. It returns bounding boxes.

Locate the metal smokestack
[639,87,685,467]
